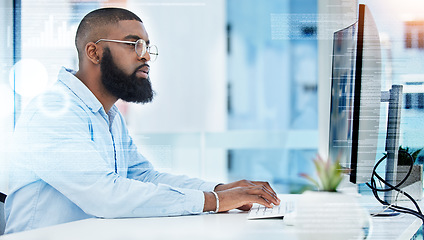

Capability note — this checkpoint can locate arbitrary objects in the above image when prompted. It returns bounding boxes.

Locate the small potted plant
[289,155,369,239]
[299,155,348,192]
[396,146,423,201]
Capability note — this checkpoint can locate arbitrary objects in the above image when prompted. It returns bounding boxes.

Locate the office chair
[0,192,6,235]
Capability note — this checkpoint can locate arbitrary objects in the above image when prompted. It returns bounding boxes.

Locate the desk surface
[1,194,422,240]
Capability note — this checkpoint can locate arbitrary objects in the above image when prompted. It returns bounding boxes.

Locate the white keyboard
[247,201,295,220]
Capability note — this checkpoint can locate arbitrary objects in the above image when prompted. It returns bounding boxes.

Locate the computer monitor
[328,4,382,184]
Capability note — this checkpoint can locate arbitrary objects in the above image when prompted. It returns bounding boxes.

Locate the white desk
[0,194,422,240]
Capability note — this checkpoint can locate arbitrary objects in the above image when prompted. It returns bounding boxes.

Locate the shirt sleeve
[124,128,219,192]
[11,96,207,218]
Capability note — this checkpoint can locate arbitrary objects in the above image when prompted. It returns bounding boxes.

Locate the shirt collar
[58,67,103,113]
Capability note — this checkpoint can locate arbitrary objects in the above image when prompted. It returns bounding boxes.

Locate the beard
[100,47,154,104]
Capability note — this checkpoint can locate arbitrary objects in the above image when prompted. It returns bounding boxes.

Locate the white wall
[126,0,227,133]
[126,0,228,181]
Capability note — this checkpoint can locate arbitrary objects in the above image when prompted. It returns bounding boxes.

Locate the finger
[262,196,271,205]
[261,191,277,206]
[251,181,279,202]
[248,187,280,205]
[261,186,280,204]
[251,181,277,196]
[263,182,277,196]
[256,195,273,208]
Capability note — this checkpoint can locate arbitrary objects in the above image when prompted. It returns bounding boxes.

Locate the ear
[85,42,102,65]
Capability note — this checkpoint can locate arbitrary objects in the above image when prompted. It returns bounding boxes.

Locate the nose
[138,50,151,62]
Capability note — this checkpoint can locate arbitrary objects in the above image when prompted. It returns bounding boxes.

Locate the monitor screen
[329,4,382,184]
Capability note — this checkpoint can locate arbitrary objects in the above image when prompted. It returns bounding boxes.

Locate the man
[4,8,280,234]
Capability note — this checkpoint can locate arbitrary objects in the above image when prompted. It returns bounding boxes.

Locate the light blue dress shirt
[5,67,218,234]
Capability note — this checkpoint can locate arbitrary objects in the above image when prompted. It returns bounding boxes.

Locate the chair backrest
[0,192,6,235]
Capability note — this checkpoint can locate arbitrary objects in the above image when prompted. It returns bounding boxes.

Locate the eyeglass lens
[135,39,147,58]
[135,39,158,62]
[148,45,158,62]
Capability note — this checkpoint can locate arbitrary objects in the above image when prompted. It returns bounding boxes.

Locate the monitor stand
[362,85,403,217]
[382,85,403,204]
[368,206,400,217]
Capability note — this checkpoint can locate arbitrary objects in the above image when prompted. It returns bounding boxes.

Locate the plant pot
[287,191,370,240]
[396,164,423,201]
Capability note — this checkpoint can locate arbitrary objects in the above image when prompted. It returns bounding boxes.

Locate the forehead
[107,20,149,41]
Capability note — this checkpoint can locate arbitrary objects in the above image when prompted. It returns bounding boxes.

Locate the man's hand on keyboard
[203,180,280,213]
[216,180,280,211]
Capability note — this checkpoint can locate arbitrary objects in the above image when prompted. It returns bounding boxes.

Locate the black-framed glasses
[95,39,158,62]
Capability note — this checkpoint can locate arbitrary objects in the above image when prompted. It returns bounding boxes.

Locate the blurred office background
[1,0,424,195]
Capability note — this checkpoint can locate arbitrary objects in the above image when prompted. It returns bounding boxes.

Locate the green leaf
[412,148,423,161]
[300,155,348,192]
[299,173,320,189]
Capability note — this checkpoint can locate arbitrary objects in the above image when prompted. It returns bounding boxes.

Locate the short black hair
[75,8,142,60]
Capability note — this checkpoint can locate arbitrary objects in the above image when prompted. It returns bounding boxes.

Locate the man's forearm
[203,191,218,212]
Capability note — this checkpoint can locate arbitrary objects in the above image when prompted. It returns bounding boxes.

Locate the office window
[404,21,424,49]
[418,93,424,109]
[359,0,424,152]
[405,93,412,109]
[226,0,318,192]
